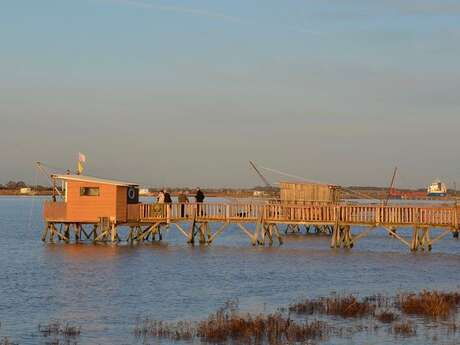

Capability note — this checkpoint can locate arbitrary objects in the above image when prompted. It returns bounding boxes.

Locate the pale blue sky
[1,0,459,188]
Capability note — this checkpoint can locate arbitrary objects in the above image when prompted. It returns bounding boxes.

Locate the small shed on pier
[44,174,139,224]
[280,181,341,203]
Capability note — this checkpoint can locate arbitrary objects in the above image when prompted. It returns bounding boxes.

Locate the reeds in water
[135,301,331,345]
[38,321,81,339]
[196,310,330,344]
[289,295,375,318]
[398,291,460,318]
[392,321,416,336]
[375,310,399,323]
[133,319,195,340]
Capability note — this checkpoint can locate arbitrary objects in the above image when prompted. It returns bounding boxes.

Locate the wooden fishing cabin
[280,181,341,204]
[44,174,139,224]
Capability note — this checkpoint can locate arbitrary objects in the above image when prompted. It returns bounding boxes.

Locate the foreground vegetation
[134,290,460,344]
[1,290,459,344]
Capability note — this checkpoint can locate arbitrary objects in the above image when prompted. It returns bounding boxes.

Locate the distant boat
[427,179,447,197]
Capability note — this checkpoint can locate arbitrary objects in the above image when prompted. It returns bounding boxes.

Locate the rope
[258,165,325,185]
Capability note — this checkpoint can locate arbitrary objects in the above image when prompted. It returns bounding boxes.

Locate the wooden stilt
[388,226,397,237]
[208,222,229,244]
[74,224,80,242]
[236,223,258,245]
[41,223,50,242]
[92,224,98,242]
[188,221,196,244]
[273,224,283,245]
[410,227,419,251]
[199,223,207,244]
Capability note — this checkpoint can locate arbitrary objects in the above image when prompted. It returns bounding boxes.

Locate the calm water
[1,196,460,345]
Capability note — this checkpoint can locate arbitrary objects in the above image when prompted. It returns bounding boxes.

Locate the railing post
[454,205,459,229]
[166,205,171,223]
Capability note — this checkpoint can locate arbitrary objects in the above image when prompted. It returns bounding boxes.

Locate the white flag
[78,152,86,163]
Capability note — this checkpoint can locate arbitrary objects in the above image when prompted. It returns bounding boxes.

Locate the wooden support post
[80,225,90,240]
[331,224,341,248]
[92,224,98,241]
[158,224,163,241]
[273,224,283,245]
[50,223,68,242]
[74,224,80,242]
[410,227,419,251]
[135,226,142,241]
[41,223,50,242]
[267,224,273,246]
[236,223,258,245]
[199,223,207,244]
[127,226,134,242]
[343,225,353,248]
[254,221,261,246]
[206,223,212,243]
[174,223,190,239]
[388,226,397,237]
[110,223,116,243]
[260,223,266,245]
[419,227,432,251]
[49,223,55,243]
[64,224,70,242]
[208,222,229,244]
[188,209,197,244]
[188,221,196,244]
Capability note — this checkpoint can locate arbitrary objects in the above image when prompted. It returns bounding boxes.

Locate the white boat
[427,179,447,197]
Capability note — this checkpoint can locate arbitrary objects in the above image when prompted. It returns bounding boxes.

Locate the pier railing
[131,202,460,228]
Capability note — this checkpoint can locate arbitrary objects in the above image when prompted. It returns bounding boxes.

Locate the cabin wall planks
[280,182,341,203]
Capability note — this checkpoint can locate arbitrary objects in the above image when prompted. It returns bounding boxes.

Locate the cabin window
[80,187,100,196]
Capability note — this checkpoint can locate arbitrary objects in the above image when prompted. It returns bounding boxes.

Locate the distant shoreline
[0,188,457,201]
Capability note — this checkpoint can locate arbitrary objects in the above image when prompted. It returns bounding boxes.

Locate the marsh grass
[398,291,460,319]
[196,310,330,344]
[135,301,331,345]
[375,310,399,323]
[289,295,375,318]
[133,319,195,340]
[392,321,416,336]
[38,321,81,338]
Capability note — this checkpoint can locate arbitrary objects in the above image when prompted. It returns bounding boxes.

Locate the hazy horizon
[1,0,459,189]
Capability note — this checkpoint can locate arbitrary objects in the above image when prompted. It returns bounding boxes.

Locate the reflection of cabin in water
[44,175,139,224]
[280,181,341,204]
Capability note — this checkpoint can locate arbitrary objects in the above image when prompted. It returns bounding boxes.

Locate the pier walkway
[43,201,460,251]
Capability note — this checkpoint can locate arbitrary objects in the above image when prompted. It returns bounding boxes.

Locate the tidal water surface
[0,197,459,344]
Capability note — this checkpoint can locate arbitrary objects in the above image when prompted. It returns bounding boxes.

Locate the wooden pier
[43,200,460,251]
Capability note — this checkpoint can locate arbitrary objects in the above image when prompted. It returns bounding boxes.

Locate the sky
[1,0,459,188]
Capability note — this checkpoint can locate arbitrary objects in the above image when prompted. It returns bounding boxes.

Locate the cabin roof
[279,180,339,187]
[51,174,139,187]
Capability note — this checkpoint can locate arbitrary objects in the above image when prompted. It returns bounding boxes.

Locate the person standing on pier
[157,190,165,204]
[164,190,172,204]
[163,190,172,220]
[178,191,189,217]
[195,188,205,216]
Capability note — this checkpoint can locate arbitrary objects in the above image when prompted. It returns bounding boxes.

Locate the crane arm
[249,161,271,187]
